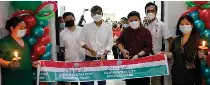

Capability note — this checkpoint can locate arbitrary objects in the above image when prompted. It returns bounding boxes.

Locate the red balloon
[199,9,210,22]
[39,82,48,85]
[207,49,210,66]
[38,35,51,45]
[22,15,36,28]
[194,1,209,5]
[181,7,199,17]
[206,21,210,29]
[26,28,31,36]
[207,54,210,67]
[43,26,50,36]
[31,53,39,61]
[33,44,46,56]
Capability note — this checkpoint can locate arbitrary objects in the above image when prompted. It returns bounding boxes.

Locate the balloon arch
[11,1,58,85]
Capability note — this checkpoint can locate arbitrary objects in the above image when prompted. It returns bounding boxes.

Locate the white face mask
[59,23,65,28]
[16,29,26,38]
[93,14,103,22]
[179,25,192,34]
[129,21,140,29]
[146,13,156,20]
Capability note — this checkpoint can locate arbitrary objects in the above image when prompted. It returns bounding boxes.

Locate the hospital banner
[38,54,169,82]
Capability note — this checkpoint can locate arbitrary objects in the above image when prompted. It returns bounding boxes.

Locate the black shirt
[171,35,202,85]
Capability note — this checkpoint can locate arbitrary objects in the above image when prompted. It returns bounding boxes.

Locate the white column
[44,3,57,85]
[163,1,187,85]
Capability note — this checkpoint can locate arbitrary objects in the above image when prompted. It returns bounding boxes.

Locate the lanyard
[181,37,196,64]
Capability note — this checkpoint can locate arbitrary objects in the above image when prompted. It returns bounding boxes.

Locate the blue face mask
[123,24,129,28]
[59,23,65,28]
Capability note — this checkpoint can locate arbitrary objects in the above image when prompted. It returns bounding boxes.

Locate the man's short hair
[62,12,75,19]
[145,2,158,13]
[127,11,141,19]
[90,5,103,13]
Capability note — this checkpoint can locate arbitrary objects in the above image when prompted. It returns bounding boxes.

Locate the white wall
[163,1,187,85]
[0,1,14,39]
[164,1,187,37]
[0,2,15,85]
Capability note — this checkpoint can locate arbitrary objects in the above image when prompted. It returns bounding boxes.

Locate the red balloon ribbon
[35,1,58,15]
[12,10,34,17]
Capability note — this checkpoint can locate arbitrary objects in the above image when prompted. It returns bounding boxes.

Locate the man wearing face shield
[79,5,113,85]
[116,11,152,85]
[59,12,85,85]
[144,2,173,85]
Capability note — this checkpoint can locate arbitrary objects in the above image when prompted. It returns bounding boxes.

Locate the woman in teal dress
[0,17,38,85]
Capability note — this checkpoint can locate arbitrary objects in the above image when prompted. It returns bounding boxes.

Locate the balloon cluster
[183,1,210,85]
[12,1,57,85]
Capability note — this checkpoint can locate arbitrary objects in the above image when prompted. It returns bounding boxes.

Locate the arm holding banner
[78,25,97,57]
[116,30,130,59]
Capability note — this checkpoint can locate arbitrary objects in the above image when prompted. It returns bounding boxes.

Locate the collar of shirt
[82,21,113,57]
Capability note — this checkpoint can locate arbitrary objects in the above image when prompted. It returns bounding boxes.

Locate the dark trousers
[71,82,85,85]
[172,83,194,85]
[84,55,106,85]
[125,78,150,85]
[57,53,65,85]
[112,46,119,59]
[112,46,123,59]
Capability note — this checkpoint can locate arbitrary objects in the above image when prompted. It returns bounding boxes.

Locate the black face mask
[65,20,75,27]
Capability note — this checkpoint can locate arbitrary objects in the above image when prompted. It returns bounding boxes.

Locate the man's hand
[32,61,40,68]
[100,55,106,60]
[104,50,110,55]
[90,49,97,57]
[120,49,130,59]
[131,55,138,60]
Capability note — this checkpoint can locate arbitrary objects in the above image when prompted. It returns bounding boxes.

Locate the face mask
[179,25,192,34]
[146,13,156,20]
[129,21,140,29]
[65,20,75,27]
[59,23,65,28]
[93,14,103,22]
[16,30,26,38]
[123,24,129,28]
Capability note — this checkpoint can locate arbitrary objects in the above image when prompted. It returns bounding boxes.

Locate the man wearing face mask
[144,2,173,85]
[116,11,152,85]
[59,12,85,85]
[79,5,113,85]
[120,17,129,29]
[58,12,77,63]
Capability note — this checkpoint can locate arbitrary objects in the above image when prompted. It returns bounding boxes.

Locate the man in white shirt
[144,2,173,85]
[79,5,113,85]
[59,12,85,85]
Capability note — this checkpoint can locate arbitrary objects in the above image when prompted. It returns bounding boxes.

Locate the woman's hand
[32,61,40,68]
[8,57,20,69]
[198,51,207,60]
[156,51,173,59]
